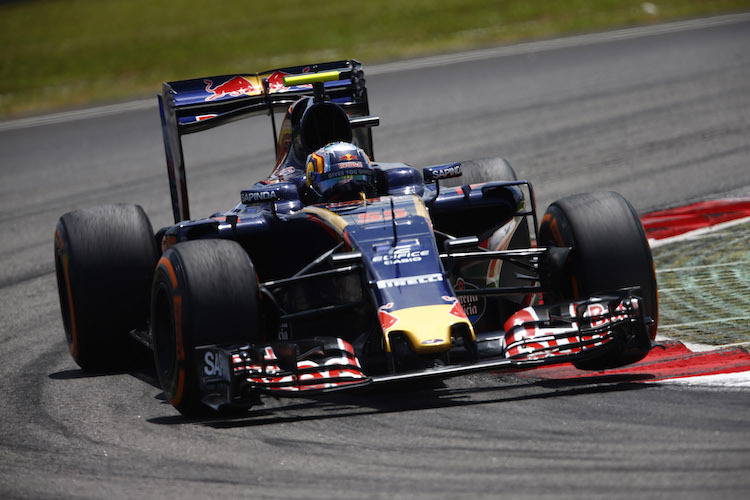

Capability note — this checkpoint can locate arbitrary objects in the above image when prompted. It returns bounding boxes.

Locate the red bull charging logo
[266,71,290,93]
[204,68,313,101]
[204,76,257,101]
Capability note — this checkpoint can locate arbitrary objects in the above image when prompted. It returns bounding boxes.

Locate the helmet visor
[315,167,374,195]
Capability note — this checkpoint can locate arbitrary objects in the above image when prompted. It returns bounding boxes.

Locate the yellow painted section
[383,304,475,355]
[411,196,432,223]
[283,71,341,86]
[301,206,350,234]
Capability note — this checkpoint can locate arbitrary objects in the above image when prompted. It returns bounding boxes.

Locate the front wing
[195,292,649,410]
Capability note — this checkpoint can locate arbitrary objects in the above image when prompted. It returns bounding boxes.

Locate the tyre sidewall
[151,240,262,416]
[151,253,195,412]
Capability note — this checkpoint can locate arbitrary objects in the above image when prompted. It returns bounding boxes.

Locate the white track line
[652,371,750,388]
[0,98,155,132]
[367,12,750,76]
[648,205,750,386]
[2,12,749,132]
[656,260,750,273]
[660,317,750,329]
[648,215,750,249]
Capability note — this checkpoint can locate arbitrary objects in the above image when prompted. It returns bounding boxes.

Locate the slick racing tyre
[151,239,262,417]
[54,204,158,372]
[444,157,517,186]
[538,192,658,369]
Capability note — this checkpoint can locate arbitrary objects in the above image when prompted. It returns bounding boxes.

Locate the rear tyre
[538,192,658,369]
[151,239,262,417]
[54,204,158,372]
[444,157,517,186]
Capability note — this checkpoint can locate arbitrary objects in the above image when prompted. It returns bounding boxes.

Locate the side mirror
[423,163,462,183]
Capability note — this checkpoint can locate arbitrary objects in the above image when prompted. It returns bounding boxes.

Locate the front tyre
[151,239,262,417]
[54,204,157,372]
[538,192,658,369]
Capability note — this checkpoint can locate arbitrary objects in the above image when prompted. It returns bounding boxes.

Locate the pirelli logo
[376,273,443,289]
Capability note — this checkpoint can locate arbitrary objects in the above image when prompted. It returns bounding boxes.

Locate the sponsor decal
[424,163,462,182]
[449,300,468,319]
[378,302,399,331]
[432,164,462,179]
[265,67,311,93]
[376,273,443,289]
[454,278,486,323]
[586,303,608,328]
[373,243,430,266]
[276,166,297,179]
[358,208,408,223]
[203,69,313,102]
[204,76,257,101]
[265,71,290,92]
[585,300,633,328]
[203,350,228,378]
[241,189,280,204]
[327,199,368,209]
[320,167,371,180]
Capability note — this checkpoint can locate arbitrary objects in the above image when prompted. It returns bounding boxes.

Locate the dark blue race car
[54,60,658,416]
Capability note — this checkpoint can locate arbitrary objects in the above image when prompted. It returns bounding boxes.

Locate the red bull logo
[266,71,291,93]
[204,76,258,101]
[264,67,312,93]
[204,68,314,101]
[340,154,357,161]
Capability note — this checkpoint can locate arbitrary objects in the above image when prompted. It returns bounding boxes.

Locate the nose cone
[381,304,475,355]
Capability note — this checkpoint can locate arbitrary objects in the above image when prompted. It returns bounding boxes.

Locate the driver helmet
[305,142,376,202]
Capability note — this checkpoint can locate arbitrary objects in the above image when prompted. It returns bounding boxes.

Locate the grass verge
[1,0,748,117]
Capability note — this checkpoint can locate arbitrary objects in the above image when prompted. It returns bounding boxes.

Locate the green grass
[1,0,748,117]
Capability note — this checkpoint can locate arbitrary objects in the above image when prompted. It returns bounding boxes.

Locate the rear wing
[158,59,373,223]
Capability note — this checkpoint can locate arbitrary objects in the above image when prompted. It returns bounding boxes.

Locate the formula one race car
[54,60,658,416]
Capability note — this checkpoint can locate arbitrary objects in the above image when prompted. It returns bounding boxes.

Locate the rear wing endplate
[158,59,372,223]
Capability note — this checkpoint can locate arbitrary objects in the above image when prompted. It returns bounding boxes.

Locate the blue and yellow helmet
[306,142,376,201]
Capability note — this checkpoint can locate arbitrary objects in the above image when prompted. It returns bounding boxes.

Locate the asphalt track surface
[1,14,750,499]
